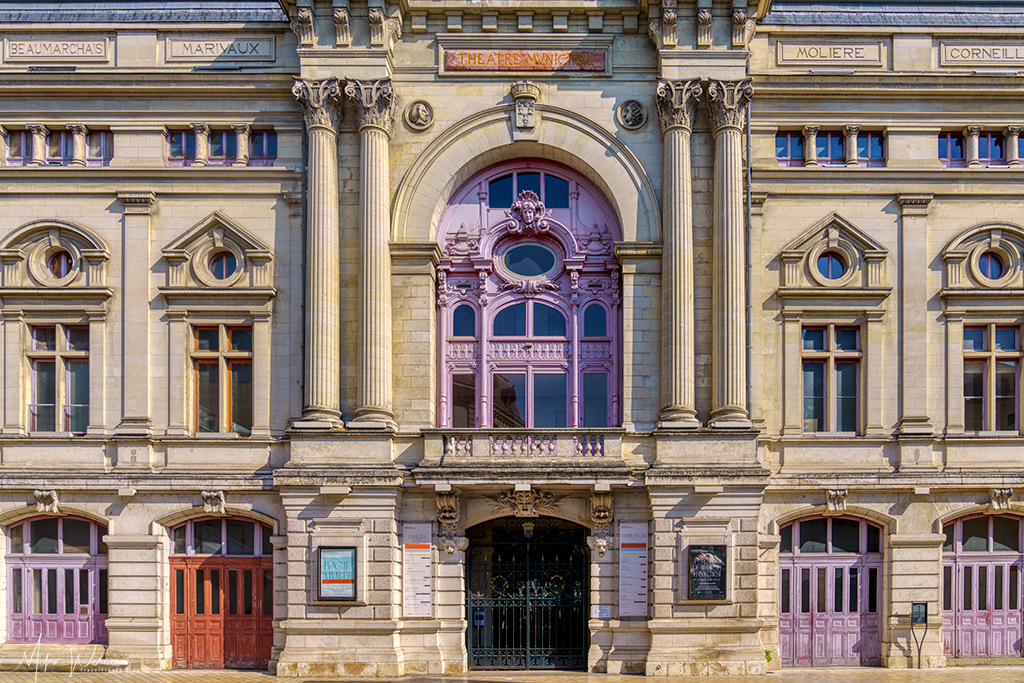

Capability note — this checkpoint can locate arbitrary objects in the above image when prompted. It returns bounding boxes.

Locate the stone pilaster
[843,124,860,166]
[707,79,753,427]
[26,124,47,166]
[190,122,210,166]
[802,125,818,167]
[292,78,343,426]
[231,123,250,167]
[655,79,702,428]
[897,193,935,440]
[964,125,981,167]
[66,123,88,166]
[345,79,398,428]
[1005,125,1021,167]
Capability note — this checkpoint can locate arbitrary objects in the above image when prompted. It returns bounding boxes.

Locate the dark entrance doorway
[466,516,589,670]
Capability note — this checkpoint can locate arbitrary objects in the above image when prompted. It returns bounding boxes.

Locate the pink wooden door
[943,559,1024,658]
[9,561,107,644]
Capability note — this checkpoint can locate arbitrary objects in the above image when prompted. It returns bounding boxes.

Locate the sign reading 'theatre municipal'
[444,49,606,73]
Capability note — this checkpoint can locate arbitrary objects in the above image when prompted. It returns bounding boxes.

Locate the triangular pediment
[782,212,887,255]
[163,211,269,256]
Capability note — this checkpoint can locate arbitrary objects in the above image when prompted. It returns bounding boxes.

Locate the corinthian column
[345,79,397,428]
[293,78,343,425]
[656,80,702,429]
[707,79,753,428]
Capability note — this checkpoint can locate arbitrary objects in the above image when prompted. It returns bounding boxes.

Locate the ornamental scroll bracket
[824,488,848,516]
[334,6,351,47]
[291,7,314,48]
[990,488,1014,513]
[436,489,463,555]
[201,490,227,516]
[648,0,677,50]
[369,7,402,51]
[33,489,59,515]
[487,488,569,518]
[590,490,613,557]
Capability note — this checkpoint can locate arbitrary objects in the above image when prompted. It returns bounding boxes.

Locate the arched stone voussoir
[151,505,280,533]
[392,105,661,245]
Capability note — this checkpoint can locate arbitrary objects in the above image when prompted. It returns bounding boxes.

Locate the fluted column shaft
[708,80,753,427]
[293,78,343,424]
[346,79,397,427]
[656,80,702,428]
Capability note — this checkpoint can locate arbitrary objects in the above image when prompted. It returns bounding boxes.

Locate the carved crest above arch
[778,213,890,310]
[160,212,274,304]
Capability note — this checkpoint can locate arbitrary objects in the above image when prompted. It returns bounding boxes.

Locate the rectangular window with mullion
[963,324,1021,432]
[816,132,845,166]
[801,325,861,434]
[192,325,253,435]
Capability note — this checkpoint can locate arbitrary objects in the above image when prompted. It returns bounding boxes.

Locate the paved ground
[1,668,1024,683]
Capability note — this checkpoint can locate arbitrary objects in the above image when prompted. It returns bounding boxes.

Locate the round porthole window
[210,251,237,280]
[47,250,73,279]
[503,242,557,278]
[979,251,1004,280]
[816,251,846,280]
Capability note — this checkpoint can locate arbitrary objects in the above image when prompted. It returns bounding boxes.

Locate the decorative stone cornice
[291,7,314,48]
[292,78,343,132]
[344,79,397,134]
[707,79,753,133]
[369,7,402,51]
[656,79,702,134]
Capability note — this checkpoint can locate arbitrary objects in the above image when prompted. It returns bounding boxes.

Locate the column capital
[189,122,210,135]
[707,79,753,133]
[802,124,819,136]
[292,78,343,132]
[1005,125,1023,136]
[964,124,983,136]
[655,79,702,135]
[26,123,48,136]
[231,122,251,135]
[345,79,397,135]
[844,124,861,136]
[66,122,89,136]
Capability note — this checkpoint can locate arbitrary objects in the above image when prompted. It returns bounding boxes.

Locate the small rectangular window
[98,569,108,614]
[168,130,197,165]
[996,565,1004,611]
[816,131,845,166]
[492,373,526,428]
[939,133,966,167]
[86,131,114,166]
[816,567,826,613]
[208,130,237,166]
[250,131,277,166]
[775,132,805,167]
[47,568,57,615]
[962,516,989,552]
[780,525,792,553]
[488,174,513,208]
[7,130,30,165]
[834,567,844,613]
[979,565,988,610]
[801,327,825,351]
[64,568,75,614]
[226,519,255,556]
[194,519,222,555]
[1011,565,1019,610]
[229,569,238,615]
[263,569,273,616]
[868,567,878,613]
[979,132,1005,165]
[196,569,205,615]
[517,172,541,197]
[210,569,221,615]
[544,174,569,208]
[173,525,186,555]
[801,568,810,613]
[243,570,253,615]
[799,518,827,554]
[849,567,858,613]
[856,132,886,167]
[10,524,22,554]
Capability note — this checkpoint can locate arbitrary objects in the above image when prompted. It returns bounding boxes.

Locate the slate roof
[0,1,287,22]
[765,0,1024,26]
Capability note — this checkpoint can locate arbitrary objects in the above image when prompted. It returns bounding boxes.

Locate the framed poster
[618,522,649,617]
[687,544,727,600]
[402,523,433,618]
[318,546,357,600]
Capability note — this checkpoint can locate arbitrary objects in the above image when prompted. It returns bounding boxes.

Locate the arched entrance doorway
[942,513,1024,659]
[778,515,883,666]
[169,516,273,669]
[466,516,589,670]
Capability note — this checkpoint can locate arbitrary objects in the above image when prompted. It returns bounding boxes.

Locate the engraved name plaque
[777,42,883,67]
[5,39,108,62]
[940,43,1024,67]
[444,49,606,73]
[167,38,276,62]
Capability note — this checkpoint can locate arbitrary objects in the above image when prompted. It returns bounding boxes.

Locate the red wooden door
[171,557,271,669]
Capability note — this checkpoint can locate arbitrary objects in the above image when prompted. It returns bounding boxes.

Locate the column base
[657,419,700,429]
[348,407,396,431]
[657,407,700,429]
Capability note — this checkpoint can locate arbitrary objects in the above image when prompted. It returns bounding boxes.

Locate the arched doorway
[942,513,1024,659]
[778,515,883,666]
[169,516,273,669]
[466,517,589,670]
[6,516,108,643]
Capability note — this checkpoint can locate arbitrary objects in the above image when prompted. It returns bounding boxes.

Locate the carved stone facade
[0,0,1022,678]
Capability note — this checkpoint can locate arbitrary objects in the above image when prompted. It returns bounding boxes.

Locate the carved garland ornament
[345,79,398,134]
[656,79,702,134]
[486,488,569,518]
[292,78,343,132]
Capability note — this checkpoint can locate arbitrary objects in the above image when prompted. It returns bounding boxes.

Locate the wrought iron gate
[467,517,588,670]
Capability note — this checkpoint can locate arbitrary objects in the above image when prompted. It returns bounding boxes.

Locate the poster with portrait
[687,544,727,600]
[318,547,357,600]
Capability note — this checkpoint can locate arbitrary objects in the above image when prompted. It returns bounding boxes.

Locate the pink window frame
[249,130,277,167]
[437,159,621,429]
[775,131,805,167]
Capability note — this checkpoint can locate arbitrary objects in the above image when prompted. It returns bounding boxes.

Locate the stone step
[0,644,129,672]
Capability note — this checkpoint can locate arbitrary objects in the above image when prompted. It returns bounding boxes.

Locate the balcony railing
[421,429,624,465]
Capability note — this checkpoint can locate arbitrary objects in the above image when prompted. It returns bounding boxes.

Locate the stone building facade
[0,0,1022,676]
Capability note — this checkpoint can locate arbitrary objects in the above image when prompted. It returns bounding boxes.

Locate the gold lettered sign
[166,37,276,62]
[777,41,883,67]
[5,38,108,62]
[444,49,606,73]
[940,43,1024,67]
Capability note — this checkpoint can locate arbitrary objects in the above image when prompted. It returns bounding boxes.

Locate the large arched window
[437,160,620,428]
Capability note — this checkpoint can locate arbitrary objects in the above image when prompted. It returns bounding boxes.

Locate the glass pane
[34,360,56,431]
[194,519,222,555]
[996,565,1004,610]
[262,525,273,556]
[857,135,868,158]
[65,568,74,614]
[867,525,880,553]
[817,568,826,612]
[802,362,825,432]
[185,133,195,157]
[776,134,787,158]
[227,519,255,556]
[964,327,986,351]
[951,136,963,159]
[230,361,253,435]
[781,568,790,613]
[493,303,526,336]
[452,305,476,337]
[979,135,990,158]
[962,516,989,552]
[12,569,21,614]
[996,361,1017,431]
[836,362,858,432]
[1012,565,1019,610]
[583,305,607,337]
[230,328,252,351]
[196,362,219,433]
[993,516,1020,552]
[505,244,556,278]
[211,134,224,157]
[517,172,541,197]
[799,519,827,553]
[176,569,185,614]
[996,327,1018,351]
[173,525,186,554]
[67,360,89,433]
[62,518,90,553]
[992,136,1004,160]
[533,303,566,336]
[263,570,273,616]
[544,175,569,208]
[801,568,810,613]
[964,361,986,432]
[99,569,107,614]
[66,326,89,351]
[943,566,952,610]
[816,136,827,159]
[792,134,804,157]
[962,567,971,608]
[196,569,205,615]
[451,374,476,429]
[30,518,58,554]
[780,525,792,554]
[211,570,220,614]
[244,570,253,615]
[868,567,878,612]
[943,524,953,552]
[835,328,859,351]
[533,373,567,428]
[492,373,526,428]
[47,569,57,614]
[195,328,219,351]
[229,570,238,615]
[849,567,858,613]
[33,569,41,614]
[267,132,277,157]
[979,565,988,610]
[834,568,844,613]
[582,373,608,428]
[832,518,860,553]
[170,132,183,157]
[10,524,22,553]
[226,134,237,157]
[802,328,825,351]
[488,174,513,208]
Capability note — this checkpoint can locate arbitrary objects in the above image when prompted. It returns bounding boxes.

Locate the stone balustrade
[421,429,624,466]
